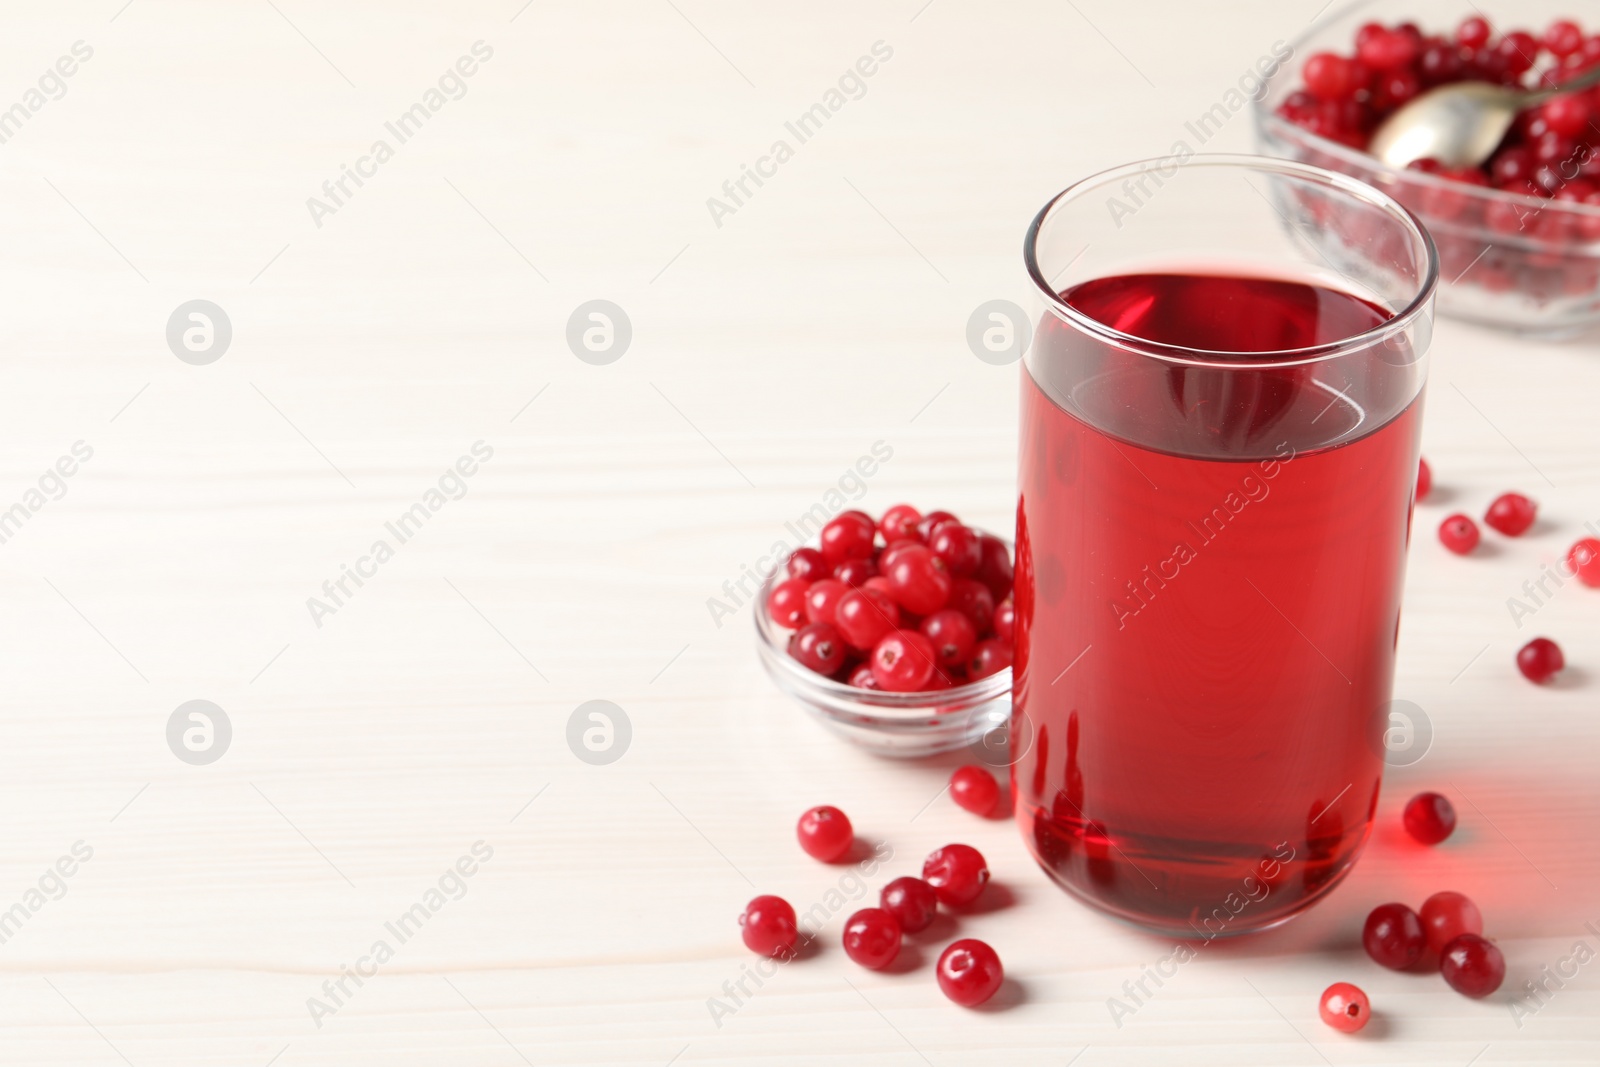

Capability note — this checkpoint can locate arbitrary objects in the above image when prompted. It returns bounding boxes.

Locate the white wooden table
[0,1,1596,1063]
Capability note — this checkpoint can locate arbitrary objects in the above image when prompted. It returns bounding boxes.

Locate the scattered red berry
[879,876,939,934]
[1416,457,1431,500]
[1363,902,1426,970]
[796,805,854,862]
[788,623,846,676]
[1441,933,1506,997]
[1439,514,1480,554]
[841,908,901,970]
[1318,982,1370,1033]
[916,510,959,543]
[1517,636,1566,683]
[922,844,990,907]
[1484,492,1537,536]
[870,629,938,692]
[936,939,1004,1007]
[767,578,809,628]
[949,765,1000,817]
[740,895,798,958]
[1403,792,1457,845]
[1568,537,1600,586]
[1421,891,1484,953]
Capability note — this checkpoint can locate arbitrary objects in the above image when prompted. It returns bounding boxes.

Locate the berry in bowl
[754,506,1014,758]
[1255,1,1600,336]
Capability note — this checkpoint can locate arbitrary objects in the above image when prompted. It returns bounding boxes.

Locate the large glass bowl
[1255,0,1600,337]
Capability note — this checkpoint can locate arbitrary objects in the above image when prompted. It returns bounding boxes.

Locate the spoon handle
[1525,63,1600,105]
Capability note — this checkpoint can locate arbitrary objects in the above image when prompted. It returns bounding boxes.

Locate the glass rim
[1023,153,1440,370]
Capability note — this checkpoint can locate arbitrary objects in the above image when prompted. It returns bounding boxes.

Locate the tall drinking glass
[1014,155,1438,935]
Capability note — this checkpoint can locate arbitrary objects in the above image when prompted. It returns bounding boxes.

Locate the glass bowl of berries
[1256,1,1600,336]
[754,506,1015,758]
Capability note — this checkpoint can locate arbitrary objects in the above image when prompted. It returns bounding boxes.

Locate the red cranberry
[929,523,982,577]
[968,638,1013,680]
[993,600,1015,643]
[1373,68,1422,109]
[1363,902,1426,970]
[1441,934,1506,997]
[740,895,798,958]
[949,765,1000,816]
[1516,636,1565,683]
[1439,514,1480,554]
[884,544,953,615]
[786,547,829,582]
[1416,457,1432,500]
[789,622,846,676]
[1456,15,1491,50]
[1491,145,1536,186]
[1360,27,1419,71]
[1567,537,1600,586]
[1544,92,1595,137]
[915,509,959,543]
[922,844,989,907]
[820,512,876,565]
[1419,41,1464,84]
[877,539,920,575]
[847,663,879,689]
[767,578,810,628]
[835,586,900,651]
[841,907,901,969]
[1318,982,1370,1033]
[796,805,853,862]
[1546,19,1585,57]
[936,939,1003,1007]
[1403,791,1457,845]
[833,556,879,589]
[947,578,996,635]
[1497,31,1539,76]
[870,629,937,692]
[976,533,1014,600]
[1304,52,1360,99]
[921,609,978,671]
[1484,492,1537,536]
[1421,891,1484,953]
[879,876,938,933]
[803,579,850,627]
[878,504,922,544]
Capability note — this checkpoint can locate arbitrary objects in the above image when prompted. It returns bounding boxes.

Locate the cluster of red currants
[1420,458,1577,685]
[737,766,1009,1007]
[768,506,1015,692]
[1321,790,1500,1031]
[1279,16,1600,211]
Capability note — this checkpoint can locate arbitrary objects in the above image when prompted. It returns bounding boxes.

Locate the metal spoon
[1368,65,1600,170]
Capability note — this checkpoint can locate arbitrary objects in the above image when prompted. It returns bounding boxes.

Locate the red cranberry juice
[1015,271,1422,934]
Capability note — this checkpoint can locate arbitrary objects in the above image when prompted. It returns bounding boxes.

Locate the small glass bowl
[753,568,1011,759]
[1254,0,1600,337]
